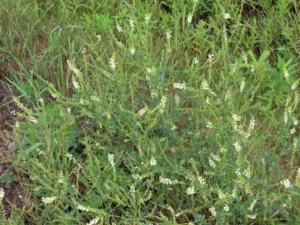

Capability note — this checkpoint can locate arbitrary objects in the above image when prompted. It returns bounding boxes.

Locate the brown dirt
[0,84,28,219]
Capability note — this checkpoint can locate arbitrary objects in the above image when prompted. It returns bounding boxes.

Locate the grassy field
[0,0,300,224]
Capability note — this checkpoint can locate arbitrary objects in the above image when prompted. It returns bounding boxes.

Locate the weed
[0,0,300,224]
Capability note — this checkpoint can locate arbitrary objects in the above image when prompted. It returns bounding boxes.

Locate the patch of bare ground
[0,84,30,219]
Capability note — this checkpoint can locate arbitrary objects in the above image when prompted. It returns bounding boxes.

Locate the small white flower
[208,54,214,63]
[249,117,255,130]
[175,94,180,106]
[173,82,186,90]
[11,110,16,116]
[151,89,158,98]
[58,171,65,184]
[244,167,251,179]
[132,174,142,180]
[186,186,196,195]
[130,47,135,55]
[158,96,167,113]
[30,116,38,124]
[240,80,245,93]
[291,128,296,134]
[159,176,178,185]
[232,114,241,121]
[234,142,241,152]
[210,153,221,162]
[280,179,291,189]
[232,189,237,198]
[206,96,210,104]
[108,154,114,166]
[224,13,230,20]
[222,24,228,41]
[116,41,124,48]
[291,80,299,90]
[284,69,289,79]
[96,34,101,41]
[86,217,100,225]
[206,121,213,129]
[235,168,241,176]
[0,188,4,201]
[66,153,76,162]
[103,70,113,79]
[247,214,257,219]
[209,158,216,168]
[138,106,148,117]
[146,67,156,74]
[218,190,227,199]
[286,96,291,106]
[67,107,71,114]
[78,204,90,212]
[293,119,298,126]
[130,184,136,200]
[108,153,116,172]
[202,80,210,90]
[109,56,116,71]
[197,176,206,185]
[224,204,229,212]
[288,106,292,115]
[219,147,226,153]
[150,157,157,166]
[129,19,135,30]
[194,57,199,65]
[116,25,123,32]
[90,95,100,101]
[187,13,193,23]
[209,207,217,217]
[41,196,57,204]
[67,60,78,73]
[225,91,231,100]
[284,110,288,125]
[248,199,257,211]
[73,68,80,75]
[166,31,171,40]
[145,13,151,23]
[73,81,80,89]
[230,63,237,73]
[242,53,248,64]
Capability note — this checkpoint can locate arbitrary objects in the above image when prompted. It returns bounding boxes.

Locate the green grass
[0,0,300,224]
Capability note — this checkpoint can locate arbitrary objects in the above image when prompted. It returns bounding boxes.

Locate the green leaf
[258,50,270,63]
[17,143,44,160]
[284,58,294,68]
[248,51,258,64]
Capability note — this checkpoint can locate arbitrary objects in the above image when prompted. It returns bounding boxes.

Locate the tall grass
[0,0,300,224]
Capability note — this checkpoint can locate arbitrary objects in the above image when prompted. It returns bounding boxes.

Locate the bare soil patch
[0,84,27,218]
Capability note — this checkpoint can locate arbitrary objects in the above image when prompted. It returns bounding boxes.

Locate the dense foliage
[0,0,300,224]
